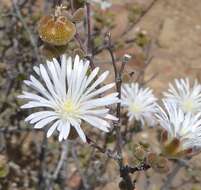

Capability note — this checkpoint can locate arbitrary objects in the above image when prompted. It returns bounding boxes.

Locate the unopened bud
[161,130,168,144]
[174,148,193,157]
[123,54,132,63]
[122,73,131,83]
[119,180,127,190]
[163,138,180,156]
[154,156,170,173]
[147,152,158,166]
[148,154,170,173]
[134,146,146,161]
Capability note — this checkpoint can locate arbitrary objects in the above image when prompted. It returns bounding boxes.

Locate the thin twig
[72,144,89,189]
[106,33,136,190]
[38,132,48,190]
[86,2,95,69]
[74,32,87,53]
[142,72,158,85]
[12,0,41,64]
[94,0,159,55]
[106,33,118,79]
[70,0,75,13]
[86,2,91,55]
[121,0,159,38]
[106,33,122,157]
[47,141,69,190]
[0,127,42,133]
[53,141,69,179]
[161,161,186,190]
[86,136,121,161]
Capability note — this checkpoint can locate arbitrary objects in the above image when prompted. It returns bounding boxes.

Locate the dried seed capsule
[154,156,170,173]
[147,152,158,166]
[38,15,76,46]
[147,153,170,173]
[134,146,146,161]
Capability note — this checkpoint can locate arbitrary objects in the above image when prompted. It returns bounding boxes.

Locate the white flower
[121,83,158,126]
[156,100,201,149]
[18,55,119,142]
[163,78,201,114]
[90,0,112,10]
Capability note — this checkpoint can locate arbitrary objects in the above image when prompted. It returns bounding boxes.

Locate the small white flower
[164,78,201,114]
[90,0,112,10]
[156,100,201,149]
[18,55,119,142]
[121,83,158,126]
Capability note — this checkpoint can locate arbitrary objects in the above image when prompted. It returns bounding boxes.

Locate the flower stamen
[130,103,142,114]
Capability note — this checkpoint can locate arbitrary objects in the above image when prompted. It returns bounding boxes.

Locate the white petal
[85,71,109,95]
[25,111,56,122]
[73,123,86,143]
[105,114,118,121]
[61,122,70,140]
[34,116,58,129]
[80,115,110,132]
[47,120,60,138]
[81,83,115,101]
[21,101,55,109]
[30,112,58,124]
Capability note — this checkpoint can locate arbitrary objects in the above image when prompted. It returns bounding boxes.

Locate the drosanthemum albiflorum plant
[163,78,201,114]
[156,100,201,157]
[121,83,158,126]
[18,55,119,142]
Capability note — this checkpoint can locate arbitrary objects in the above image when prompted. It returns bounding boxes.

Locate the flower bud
[123,54,132,63]
[162,138,180,157]
[153,156,169,173]
[119,180,128,190]
[147,153,169,173]
[122,73,131,83]
[134,146,146,161]
[174,148,193,158]
[161,130,168,144]
[147,152,158,166]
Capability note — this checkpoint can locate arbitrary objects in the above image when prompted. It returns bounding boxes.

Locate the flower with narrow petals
[121,83,158,126]
[18,55,119,142]
[163,78,201,114]
[156,100,201,156]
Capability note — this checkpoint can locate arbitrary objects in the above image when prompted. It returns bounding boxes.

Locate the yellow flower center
[130,103,142,113]
[182,99,194,112]
[63,99,75,113]
[59,99,79,118]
